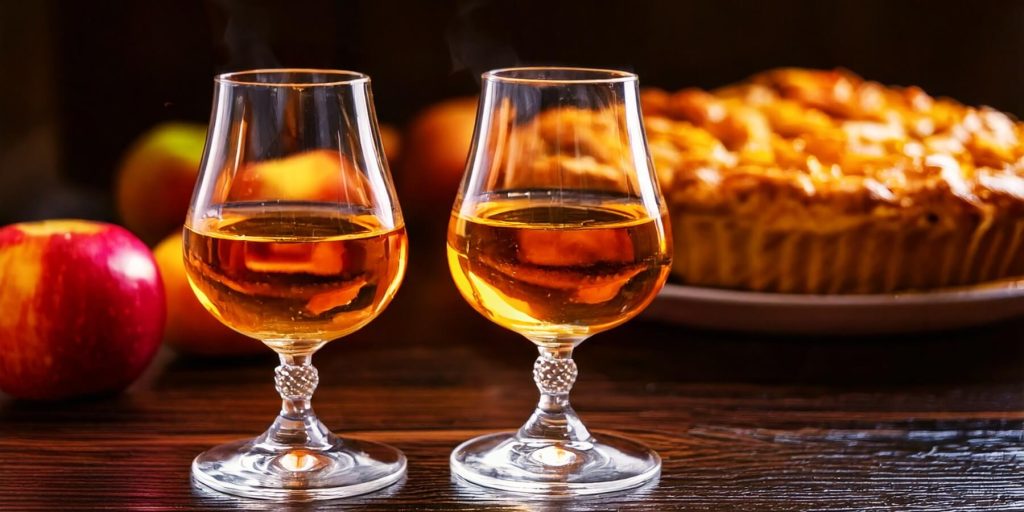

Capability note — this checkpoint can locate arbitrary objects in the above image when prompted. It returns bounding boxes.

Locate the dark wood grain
[2,226,1023,511]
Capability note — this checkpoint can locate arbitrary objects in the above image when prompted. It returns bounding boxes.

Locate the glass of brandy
[184,69,407,500]
[447,67,672,495]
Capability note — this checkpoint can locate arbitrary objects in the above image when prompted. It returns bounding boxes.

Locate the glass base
[192,435,406,501]
[450,431,660,496]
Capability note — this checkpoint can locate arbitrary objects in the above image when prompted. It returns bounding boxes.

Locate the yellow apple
[226,149,374,205]
[116,123,207,244]
[153,231,264,357]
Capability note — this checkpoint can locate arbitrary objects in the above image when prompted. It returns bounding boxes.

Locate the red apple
[0,220,165,399]
[153,231,263,357]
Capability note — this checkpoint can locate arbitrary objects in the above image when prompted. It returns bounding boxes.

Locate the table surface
[2,224,1023,511]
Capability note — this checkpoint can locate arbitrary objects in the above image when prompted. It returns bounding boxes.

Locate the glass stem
[260,352,336,450]
[516,344,593,445]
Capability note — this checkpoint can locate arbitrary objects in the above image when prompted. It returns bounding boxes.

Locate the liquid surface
[184,202,407,354]
[448,192,671,344]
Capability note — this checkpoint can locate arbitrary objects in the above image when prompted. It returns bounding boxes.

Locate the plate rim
[657,279,1024,307]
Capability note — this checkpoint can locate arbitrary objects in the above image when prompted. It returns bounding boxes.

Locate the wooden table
[2,225,1023,511]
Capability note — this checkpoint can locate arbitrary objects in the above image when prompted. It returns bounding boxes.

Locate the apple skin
[153,231,264,357]
[116,122,207,244]
[0,220,165,399]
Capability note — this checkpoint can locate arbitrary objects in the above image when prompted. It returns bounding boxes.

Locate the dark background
[2,0,1023,225]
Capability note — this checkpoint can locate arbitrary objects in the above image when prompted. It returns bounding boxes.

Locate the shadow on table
[601,317,1024,386]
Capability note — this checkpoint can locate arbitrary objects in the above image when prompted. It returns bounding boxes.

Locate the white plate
[644,280,1024,335]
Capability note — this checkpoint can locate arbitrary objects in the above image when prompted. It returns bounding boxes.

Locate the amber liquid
[448,192,671,343]
[184,202,407,354]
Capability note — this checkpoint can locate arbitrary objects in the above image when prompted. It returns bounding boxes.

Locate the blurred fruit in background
[115,122,403,245]
[399,96,477,213]
[0,220,164,399]
[154,232,264,357]
[227,149,373,205]
[115,123,207,245]
[379,124,402,165]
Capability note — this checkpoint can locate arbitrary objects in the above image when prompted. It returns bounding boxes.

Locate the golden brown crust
[646,68,1024,222]
[647,68,1024,293]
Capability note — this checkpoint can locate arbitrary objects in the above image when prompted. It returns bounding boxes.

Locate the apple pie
[642,68,1024,294]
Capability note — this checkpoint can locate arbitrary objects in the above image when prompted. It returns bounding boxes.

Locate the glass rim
[482,66,637,85]
[215,68,370,87]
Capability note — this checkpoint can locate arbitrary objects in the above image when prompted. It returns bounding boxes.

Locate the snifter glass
[184,69,407,500]
[447,67,672,495]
